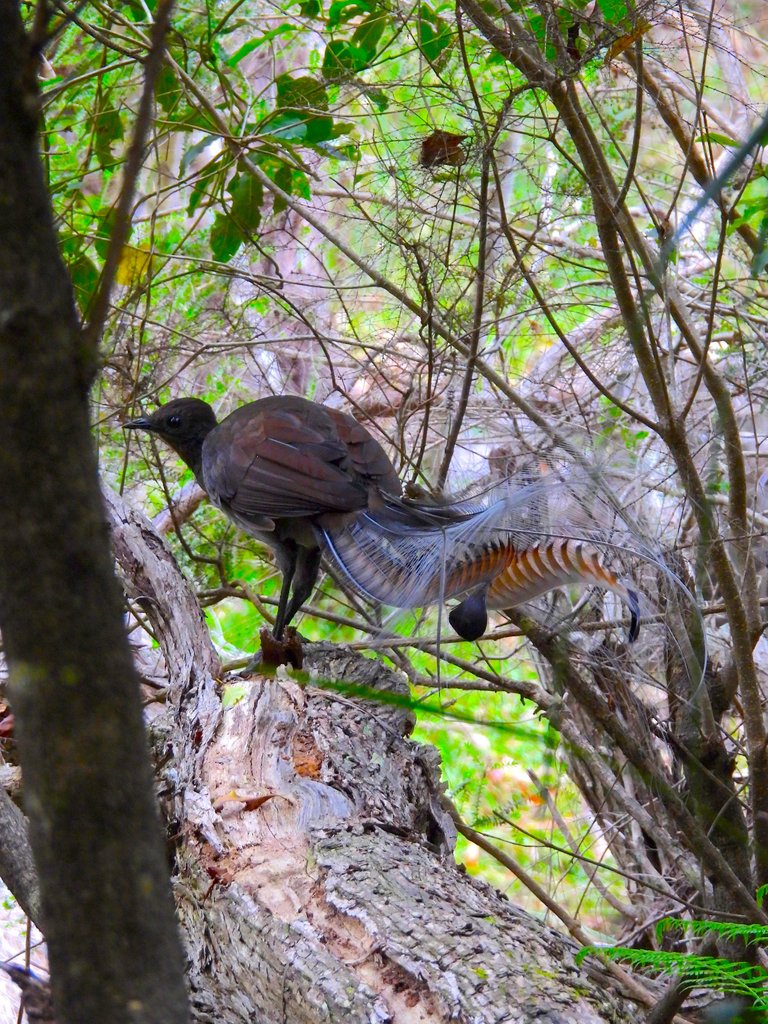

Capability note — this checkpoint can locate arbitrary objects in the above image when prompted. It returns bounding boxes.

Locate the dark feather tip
[627,587,640,643]
[449,590,488,642]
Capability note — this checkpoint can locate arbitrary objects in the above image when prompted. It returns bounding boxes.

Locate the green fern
[577,909,768,1010]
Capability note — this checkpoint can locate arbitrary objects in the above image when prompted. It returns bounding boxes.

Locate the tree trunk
[0,7,189,1021]
[108,486,646,1023]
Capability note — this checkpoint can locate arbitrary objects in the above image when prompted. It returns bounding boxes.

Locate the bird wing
[202,396,400,521]
[323,406,402,497]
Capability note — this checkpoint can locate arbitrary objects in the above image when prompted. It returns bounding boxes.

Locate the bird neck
[168,430,213,487]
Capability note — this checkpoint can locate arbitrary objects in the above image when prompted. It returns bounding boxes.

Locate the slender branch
[612,39,643,212]
[662,104,768,263]
[437,4,491,488]
[80,0,175,387]
[621,49,759,254]
[443,797,667,1009]
[512,610,765,922]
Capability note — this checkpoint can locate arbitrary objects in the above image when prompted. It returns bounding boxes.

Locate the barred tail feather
[322,478,686,653]
[486,539,640,639]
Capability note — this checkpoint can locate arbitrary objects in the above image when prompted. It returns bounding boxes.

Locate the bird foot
[244,626,304,673]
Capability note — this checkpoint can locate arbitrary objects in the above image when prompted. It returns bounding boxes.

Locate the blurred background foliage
[21,0,768,962]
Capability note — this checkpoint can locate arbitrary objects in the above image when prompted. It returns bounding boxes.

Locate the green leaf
[351,10,387,56]
[695,131,739,148]
[596,0,628,23]
[161,105,217,131]
[187,157,222,216]
[210,213,243,262]
[417,5,452,64]
[363,85,388,111]
[226,25,296,66]
[93,207,125,260]
[743,197,768,218]
[221,682,247,708]
[256,155,310,210]
[154,63,181,114]
[526,12,545,44]
[228,171,263,234]
[94,96,124,167]
[121,0,153,21]
[180,136,218,177]
[752,217,768,277]
[315,139,357,160]
[328,0,373,28]
[276,74,329,111]
[272,162,294,215]
[261,110,339,143]
[300,0,321,15]
[69,253,100,315]
[322,40,370,79]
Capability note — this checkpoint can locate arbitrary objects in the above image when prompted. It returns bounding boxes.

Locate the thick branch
[0,788,39,923]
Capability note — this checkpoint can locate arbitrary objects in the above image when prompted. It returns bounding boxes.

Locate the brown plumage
[125,396,401,645]
[126,396,641,653]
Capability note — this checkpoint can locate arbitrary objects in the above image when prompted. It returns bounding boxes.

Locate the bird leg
[248,544,323,672]
[282,546,323,631]
[258,626,304,670]
[272,543,298,641]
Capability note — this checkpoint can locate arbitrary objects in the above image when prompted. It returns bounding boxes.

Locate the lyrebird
[125,395,641,664]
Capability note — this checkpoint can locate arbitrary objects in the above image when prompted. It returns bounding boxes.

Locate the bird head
[124,397,218,479]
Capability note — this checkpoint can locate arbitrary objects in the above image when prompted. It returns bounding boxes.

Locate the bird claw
[248,626,304,671]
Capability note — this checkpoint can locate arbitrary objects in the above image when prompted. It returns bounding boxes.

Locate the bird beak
[123,417,155,432]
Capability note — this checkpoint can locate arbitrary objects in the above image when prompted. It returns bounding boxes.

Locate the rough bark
[0,789,39,922]
[0,7,188,1021]
[108,486,645,1023]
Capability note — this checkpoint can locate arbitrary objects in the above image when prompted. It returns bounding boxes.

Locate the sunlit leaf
[221,682,247,708]
[695,131,740,148]
[115,245,154,286]
[418,5,452,64]
[276,74,329,111]
[597,0,628,24]
[226,25,296,66]
[328,0,373,28]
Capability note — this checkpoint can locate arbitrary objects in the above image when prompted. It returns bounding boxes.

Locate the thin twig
[80,0,175,387]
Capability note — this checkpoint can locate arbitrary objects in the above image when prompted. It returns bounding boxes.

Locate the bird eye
[168,414,181,428]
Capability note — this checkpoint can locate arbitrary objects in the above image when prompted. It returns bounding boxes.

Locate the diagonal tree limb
[79,0,175,389]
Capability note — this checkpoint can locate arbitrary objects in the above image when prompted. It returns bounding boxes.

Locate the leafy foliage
[30,0,768,1004]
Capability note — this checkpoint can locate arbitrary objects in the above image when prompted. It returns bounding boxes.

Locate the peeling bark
[107,488,645,1023]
